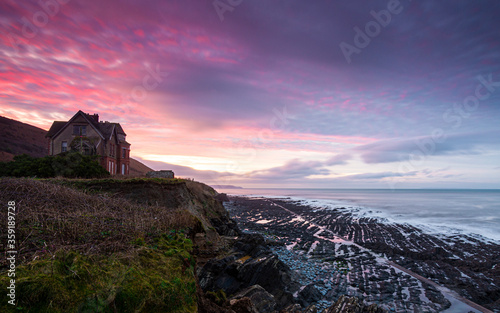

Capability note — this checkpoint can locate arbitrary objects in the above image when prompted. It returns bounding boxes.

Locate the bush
[0,152,109,178]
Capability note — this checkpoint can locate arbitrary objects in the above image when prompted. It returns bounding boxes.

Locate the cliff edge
[0,177,385,313]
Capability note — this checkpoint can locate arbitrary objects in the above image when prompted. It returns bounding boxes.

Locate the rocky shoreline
[214,196,500,313]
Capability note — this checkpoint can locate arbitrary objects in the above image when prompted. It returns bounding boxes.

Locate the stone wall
[146,170,175,179]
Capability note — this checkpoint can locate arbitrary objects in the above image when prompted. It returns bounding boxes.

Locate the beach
[224,195,500,313]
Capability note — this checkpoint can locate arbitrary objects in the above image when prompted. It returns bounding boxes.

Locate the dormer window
[73,125,87,136]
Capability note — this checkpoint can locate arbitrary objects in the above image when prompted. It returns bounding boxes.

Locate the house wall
[48,113,131,175]
[146,170,175,179]
[101,156,118,175]
[100,132,117,174]
[117,144,130,175]
[51,115,102,155]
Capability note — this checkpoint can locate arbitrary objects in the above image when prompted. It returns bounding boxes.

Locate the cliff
[0,177,384,313]
[0,178,196,312]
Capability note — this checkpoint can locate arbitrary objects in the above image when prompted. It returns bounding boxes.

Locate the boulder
[230,297,259,313]
[231,285,276,313]
[198,234,299,310]
[297,284,322,308]
[215,193,230,202]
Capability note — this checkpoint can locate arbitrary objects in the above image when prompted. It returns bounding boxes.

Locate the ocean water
[217,188,500,242]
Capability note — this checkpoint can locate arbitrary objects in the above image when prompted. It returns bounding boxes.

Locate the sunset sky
[1,0,499,188]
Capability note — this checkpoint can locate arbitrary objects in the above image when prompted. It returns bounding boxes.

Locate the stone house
[146,170,175,179]
[45,110,131,175]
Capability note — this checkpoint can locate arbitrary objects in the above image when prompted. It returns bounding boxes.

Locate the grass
[47,176,189,186]
[0,178,202,312]
[10,237,197,313]
[0,178,199,257]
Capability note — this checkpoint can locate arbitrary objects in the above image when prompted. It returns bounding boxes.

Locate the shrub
[0,152,109,178]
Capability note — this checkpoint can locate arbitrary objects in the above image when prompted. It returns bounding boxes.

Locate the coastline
[224,195,500,313]
[217,188,500,243]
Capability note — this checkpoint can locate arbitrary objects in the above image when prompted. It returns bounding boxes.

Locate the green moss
[131,237,146,246]
[0,234,197,313]
[205,289,227,306]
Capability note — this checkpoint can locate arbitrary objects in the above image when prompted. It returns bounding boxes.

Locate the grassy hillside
[0,177,229,312]
[129,158,153,176]
[0,116,47,161]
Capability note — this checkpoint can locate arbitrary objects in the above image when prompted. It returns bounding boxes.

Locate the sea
[217,188,500,243]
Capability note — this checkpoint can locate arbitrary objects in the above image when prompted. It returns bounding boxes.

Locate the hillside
[129,157,154,176]
[0,116,47,160]
[0,115,152,175]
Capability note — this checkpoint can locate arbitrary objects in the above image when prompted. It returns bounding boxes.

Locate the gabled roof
[99,122,129,144]
[46,110,106,139]
[45,121,66,137]
[115,123,126,136]
[46,111,128,143]
[98,122,115,140]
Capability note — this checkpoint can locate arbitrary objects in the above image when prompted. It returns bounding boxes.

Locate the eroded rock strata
[222,196,500,313]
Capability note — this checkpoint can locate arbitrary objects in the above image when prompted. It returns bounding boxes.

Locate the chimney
[93,114,99,123]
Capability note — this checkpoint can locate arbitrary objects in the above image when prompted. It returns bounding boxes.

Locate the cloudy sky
[1,0,499,188]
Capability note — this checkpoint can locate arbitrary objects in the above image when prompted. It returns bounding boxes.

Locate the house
[45,110,131,175]
[146,170,175,179]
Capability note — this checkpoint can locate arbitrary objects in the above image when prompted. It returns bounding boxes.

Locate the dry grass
[0,177,201,312]
[0,178,199,264]
[185,180,217,198]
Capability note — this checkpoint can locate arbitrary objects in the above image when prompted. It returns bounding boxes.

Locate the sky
[1,0,499,188]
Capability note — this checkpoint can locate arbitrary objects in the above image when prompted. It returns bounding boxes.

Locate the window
[83,145,90,155]
[109,144,115,157]
[122,148,126,158]
[122,164,125,175]
[73,125,87,136]
[61,141,67,152]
